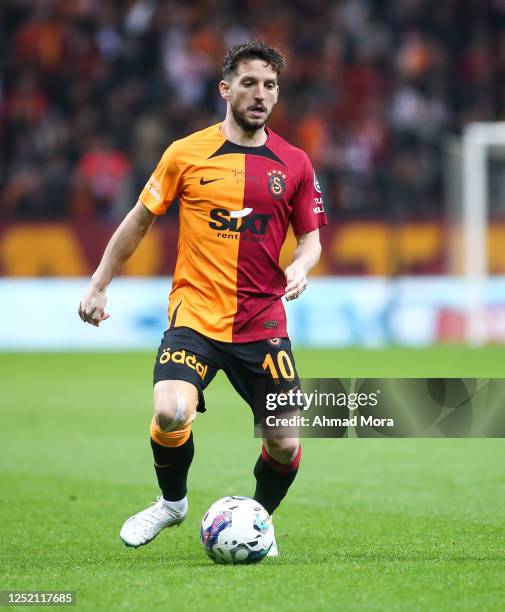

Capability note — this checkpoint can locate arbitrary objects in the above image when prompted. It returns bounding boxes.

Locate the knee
[263,437,299,464]
[155,396,186,431]
[154,381,198,432]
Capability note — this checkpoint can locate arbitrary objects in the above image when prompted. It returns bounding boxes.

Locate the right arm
[78,202,157,326]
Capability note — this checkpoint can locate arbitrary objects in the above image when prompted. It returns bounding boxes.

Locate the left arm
[284,228,322,301]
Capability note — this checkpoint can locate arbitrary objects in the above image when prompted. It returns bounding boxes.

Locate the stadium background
[3,0,505,347]
[1,1,505,610]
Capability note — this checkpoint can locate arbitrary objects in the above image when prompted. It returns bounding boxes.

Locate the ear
[219,80,231,101]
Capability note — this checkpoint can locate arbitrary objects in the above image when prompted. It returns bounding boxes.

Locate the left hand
[284,262,307,301]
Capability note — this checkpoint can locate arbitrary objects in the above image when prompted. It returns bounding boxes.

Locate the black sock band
[253,446,301,514]
[150,433,194,501]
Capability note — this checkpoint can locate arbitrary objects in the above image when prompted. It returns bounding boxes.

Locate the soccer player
[78,41,327,553]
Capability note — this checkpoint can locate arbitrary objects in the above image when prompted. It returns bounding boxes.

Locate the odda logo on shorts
[209,208,272,234]
[159,348,208,380]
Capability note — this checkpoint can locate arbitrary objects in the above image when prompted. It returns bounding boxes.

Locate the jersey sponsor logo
[200,177,224,185]
[264,321,278,330]
[146,176,161,201]
[230,208,253,218]
[314,171,322,194]
[159,348,208,380]
[209,207,272,235]
[267,170,287,199]
[313,197,324,214]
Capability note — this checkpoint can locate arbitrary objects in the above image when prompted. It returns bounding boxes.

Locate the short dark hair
[222,41,286,81]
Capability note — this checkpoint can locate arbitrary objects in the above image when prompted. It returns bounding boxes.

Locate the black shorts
[153,326,300,421]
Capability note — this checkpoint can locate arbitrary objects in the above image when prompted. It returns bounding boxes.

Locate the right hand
[78,284,111,327]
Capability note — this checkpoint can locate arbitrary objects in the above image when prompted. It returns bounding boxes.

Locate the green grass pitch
[1,346,505,611]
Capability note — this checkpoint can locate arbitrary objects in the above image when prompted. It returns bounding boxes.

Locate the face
[220,59,279,132]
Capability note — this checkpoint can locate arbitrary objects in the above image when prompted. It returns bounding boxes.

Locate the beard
[231,102,271,132]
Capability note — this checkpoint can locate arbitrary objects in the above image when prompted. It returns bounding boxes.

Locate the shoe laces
[136,497,173,531]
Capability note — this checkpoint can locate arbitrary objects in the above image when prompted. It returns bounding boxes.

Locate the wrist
[90,275,109,292]
[290,259,309,275]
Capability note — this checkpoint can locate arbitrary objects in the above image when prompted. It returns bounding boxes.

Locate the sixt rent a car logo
[159,348,208,380]
[209,208,272,235]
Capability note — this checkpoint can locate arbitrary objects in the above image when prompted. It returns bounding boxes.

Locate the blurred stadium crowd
[1,0,505,223]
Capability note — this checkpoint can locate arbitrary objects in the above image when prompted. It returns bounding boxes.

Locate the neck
[220,112,267,147]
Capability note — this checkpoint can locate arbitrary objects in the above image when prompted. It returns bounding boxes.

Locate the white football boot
[120,496,188,548]
[267,522,279,557]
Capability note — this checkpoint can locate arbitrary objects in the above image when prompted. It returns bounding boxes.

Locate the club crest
[267,170,287,199]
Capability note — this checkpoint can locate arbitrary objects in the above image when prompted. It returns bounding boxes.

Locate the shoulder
[267,129,314,191]
[267,129,312,173]
[268,129,311,163]
[162,123,222,159]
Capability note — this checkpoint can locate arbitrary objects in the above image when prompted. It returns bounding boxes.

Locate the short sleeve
[138,143,184,215]
[290,153,328,236]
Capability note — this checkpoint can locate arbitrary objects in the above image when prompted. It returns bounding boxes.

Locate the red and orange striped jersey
[139,123,327,342]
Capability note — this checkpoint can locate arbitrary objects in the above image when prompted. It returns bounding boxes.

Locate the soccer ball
[200,496,274,564]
